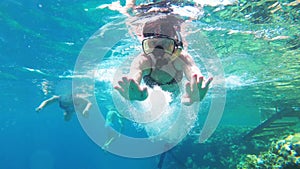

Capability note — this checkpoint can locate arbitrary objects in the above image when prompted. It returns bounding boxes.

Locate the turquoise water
[1,0,299,169]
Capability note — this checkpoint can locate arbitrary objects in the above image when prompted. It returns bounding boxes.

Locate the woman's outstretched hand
[181,74,213,106]
[114,77,148,101]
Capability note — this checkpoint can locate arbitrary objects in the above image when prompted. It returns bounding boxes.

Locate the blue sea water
[1,0,299,169]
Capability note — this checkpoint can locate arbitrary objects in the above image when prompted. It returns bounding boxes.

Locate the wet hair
[142,15,183,39]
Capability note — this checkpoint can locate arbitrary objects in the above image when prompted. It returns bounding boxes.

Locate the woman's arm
[180,52,213,105]
[114,54,150,101]
[128,54,150,84]
[181,51,203,80]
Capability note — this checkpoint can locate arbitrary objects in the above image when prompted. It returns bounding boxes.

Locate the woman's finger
[185,82,192,95]
[191,74,198,92]
[204,77,213,88]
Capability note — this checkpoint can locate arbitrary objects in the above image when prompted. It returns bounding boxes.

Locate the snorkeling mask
[142,31,183,56]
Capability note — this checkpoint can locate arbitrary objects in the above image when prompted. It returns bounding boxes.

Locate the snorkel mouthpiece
[152,45,165,56]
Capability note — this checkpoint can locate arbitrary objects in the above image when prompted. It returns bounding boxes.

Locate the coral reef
[165,126,252,169]
[238,133,300,169]
[162,125,299,169]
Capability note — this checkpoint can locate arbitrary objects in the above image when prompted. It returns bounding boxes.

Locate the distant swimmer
[35,94,92,121]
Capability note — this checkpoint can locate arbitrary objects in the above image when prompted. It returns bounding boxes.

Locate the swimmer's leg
[157,152,166,169]
[64,111,73,121]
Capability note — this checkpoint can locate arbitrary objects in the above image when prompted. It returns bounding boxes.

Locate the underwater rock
[294,141,300,155]
[238,133,300,169]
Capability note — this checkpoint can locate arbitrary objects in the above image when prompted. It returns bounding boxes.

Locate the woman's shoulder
[175,50,196,66]
[178,50,193,60]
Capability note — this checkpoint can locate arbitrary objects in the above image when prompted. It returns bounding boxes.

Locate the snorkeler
[109,0,213,165]
[35,94,92,121]
[113,12,213,105]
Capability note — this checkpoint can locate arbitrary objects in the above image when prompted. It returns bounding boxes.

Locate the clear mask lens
[142,37,175,55]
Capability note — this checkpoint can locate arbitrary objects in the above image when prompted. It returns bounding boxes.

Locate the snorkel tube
[175,31,183,50]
